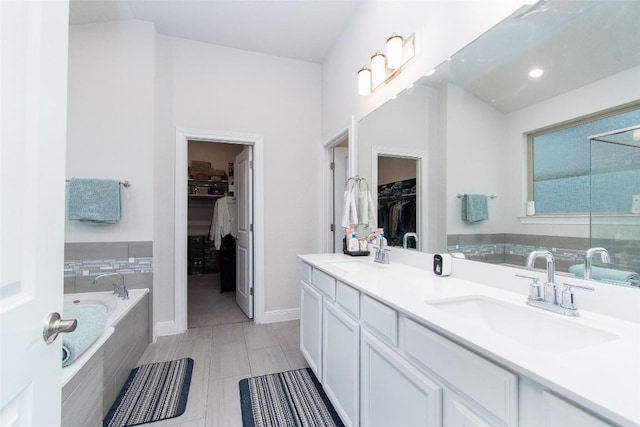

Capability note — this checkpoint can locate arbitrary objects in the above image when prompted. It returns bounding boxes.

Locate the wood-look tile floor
[135,320,307,426]
[134,319,306,425]
[187,273,250,329]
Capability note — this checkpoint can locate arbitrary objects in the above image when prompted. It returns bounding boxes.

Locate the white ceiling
[418,0,640,113]
[68,0,363,63]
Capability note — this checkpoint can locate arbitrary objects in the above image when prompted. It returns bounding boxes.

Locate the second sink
[425,295,618,353]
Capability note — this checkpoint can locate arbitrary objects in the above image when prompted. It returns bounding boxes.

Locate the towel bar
[66,179,131,188]
[457,193,496,199]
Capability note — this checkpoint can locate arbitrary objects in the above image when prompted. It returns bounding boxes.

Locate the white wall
[153,36,322,324]
[446,84,508,235]
[321,1,524,142]
[66,21,155,242]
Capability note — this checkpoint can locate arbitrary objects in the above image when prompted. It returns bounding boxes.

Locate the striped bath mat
[104,358,194,427]
[239,368,344,427]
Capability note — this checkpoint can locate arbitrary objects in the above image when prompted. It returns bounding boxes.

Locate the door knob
[43,312,77,344]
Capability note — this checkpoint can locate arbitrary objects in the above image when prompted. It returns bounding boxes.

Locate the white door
[235,147,253,318]
[333,147,348,253]
[1,1,69,426]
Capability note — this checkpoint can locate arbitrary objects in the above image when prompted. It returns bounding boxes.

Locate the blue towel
[68,178,121,223]
[461,194,488,222]
[568,264,640,287]
[62,303,108,367]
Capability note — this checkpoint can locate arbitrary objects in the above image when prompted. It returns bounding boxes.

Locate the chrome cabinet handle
[43,312,77,344]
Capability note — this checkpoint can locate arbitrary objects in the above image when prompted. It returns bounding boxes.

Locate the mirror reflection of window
[530,106,640,214]
[377,156,418,248]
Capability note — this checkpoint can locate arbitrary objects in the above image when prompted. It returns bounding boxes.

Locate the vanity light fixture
[358,33,415,95]
[528,67,545,78]
[386,33,404,69]
[358,66,372,95]
[371,52,387,86]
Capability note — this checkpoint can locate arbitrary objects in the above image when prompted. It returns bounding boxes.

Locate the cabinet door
[542,392,613,427]
[445,389,495,427]
[300,281,323,379]
[323,300,359,427]
[361,330,442,427]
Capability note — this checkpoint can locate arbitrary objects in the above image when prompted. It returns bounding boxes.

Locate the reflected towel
[68,178,121,223]
[568,264,640,287]
[340,188,359,228]
[461,194,488,222]
[62,303,108,367]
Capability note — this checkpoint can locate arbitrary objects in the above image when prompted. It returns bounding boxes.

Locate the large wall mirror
[357,0,640,288]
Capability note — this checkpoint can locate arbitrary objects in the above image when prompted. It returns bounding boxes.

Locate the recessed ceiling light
[529,68,544,78]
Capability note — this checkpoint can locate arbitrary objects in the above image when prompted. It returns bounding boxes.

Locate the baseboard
[155,320,180,339]
[260,308,300,324]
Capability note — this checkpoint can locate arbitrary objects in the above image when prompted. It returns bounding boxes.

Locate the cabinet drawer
[336,281,360,319]
[312,268,336,300]
[402,317,518,426]
[362,295,397,347]
[300,262,312,283]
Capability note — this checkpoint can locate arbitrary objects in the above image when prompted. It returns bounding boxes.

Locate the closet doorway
[186,140,254,328]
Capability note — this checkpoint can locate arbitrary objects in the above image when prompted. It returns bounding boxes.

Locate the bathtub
[61,288,149,387]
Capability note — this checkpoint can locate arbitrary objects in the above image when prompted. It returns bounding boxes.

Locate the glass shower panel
[589,126,640,285]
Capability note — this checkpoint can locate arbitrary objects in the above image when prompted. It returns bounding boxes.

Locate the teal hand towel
[68,178,121,223]
[62,303,108,367]
[462,194,488,222]
[568,264,640,287]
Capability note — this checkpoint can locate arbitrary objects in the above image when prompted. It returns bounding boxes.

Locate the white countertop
[299,253,640,427]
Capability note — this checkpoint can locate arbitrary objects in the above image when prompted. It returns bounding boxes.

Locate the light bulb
[528,67,544,78]
[371,52,386,86]
[386,34,404,69]
[358,66,371,95]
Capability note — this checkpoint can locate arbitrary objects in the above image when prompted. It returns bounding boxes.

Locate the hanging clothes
[209,196,237,249]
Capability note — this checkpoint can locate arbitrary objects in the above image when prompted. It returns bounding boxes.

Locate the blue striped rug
[239,368,345,427]
[104,358,194,427]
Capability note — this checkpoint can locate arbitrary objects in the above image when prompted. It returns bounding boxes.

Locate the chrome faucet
[402,232,418,249]
[525,250,557,304]
[519,250,594,316]
[93,272,129,300]
[584,247,611,280]
[371,235,390,264]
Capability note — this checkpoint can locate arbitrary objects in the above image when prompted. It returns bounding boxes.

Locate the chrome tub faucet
[584,247,611,280]
[93,272,129,300]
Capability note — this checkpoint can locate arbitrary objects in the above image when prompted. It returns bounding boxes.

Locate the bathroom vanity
[298,253,640,427]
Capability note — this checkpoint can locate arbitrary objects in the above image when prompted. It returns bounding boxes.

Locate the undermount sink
[425,295,619,353]
[328,259,389,273]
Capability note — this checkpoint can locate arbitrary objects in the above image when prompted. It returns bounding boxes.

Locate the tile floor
[187,273,250,329]
[130,273,307,426]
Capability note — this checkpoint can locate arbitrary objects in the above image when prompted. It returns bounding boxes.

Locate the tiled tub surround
[64,241,153,293]
[448,233,640,279]
[61,289,150,427]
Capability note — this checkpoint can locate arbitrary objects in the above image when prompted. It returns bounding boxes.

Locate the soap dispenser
[433,254,452,276]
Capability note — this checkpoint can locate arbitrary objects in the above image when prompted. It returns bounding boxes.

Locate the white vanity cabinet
[300,280,323,378]
[323,299,360,427]
[401,317,519,427]
[541,392,613,427]
[361,330,442,427]
[300,263,360,427]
